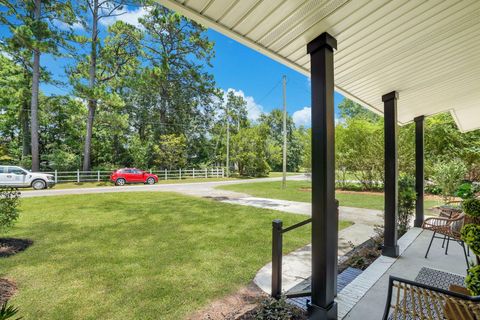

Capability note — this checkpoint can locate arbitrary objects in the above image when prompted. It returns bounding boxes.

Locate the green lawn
[218,180,440,211]
[1,192,351,319]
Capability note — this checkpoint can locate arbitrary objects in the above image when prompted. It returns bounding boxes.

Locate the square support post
[307,32,338,320]
[382,91,399,258]
[414,116,425,227]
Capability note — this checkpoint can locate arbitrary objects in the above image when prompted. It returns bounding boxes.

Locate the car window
[8,167,25,175]
[133,169,142,174]
[123,169,132,173]
[0,167,6,174]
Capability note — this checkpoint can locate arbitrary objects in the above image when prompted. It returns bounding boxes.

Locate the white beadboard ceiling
[156,0,480,132]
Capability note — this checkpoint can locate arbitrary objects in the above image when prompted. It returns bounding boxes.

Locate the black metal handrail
[271,217,312,298]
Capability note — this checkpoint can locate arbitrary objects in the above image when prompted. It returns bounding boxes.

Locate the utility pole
[226,105,230,177]
[282,75,287,189]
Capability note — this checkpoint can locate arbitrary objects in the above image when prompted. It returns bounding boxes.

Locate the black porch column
[307,32,338,319]
[414,116,425,227]
[382,91,400,258]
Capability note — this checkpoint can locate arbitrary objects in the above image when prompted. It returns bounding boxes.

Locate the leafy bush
[45,149,80,171]
[461,224,480,257]
[0,302,22,320]
[398,175,416,237]
[0,188,21,231]
[432,159,467,203]
[253,295,306,320]
[466,265,480,296]
[462,198,480,218]
[424,184,442,195]
[455,182,476,200]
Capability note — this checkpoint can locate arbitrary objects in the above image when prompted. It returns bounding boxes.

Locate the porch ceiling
[156,0,480,132]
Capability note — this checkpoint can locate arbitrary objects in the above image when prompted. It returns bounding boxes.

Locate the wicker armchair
[383,276,480,320]
[422,213,470,268]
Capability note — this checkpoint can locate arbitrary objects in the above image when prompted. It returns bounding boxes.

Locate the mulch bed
[237,306,307,320]
[0,238,33,258]
[0,279,17,305]
[187,284,266,320]
[0,238,33,305]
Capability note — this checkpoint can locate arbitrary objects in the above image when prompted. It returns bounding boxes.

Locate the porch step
[287,267,363,310]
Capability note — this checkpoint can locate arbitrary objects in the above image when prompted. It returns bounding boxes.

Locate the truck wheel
[146,177,155,185]
[115,178,126,186]
[32,179,46,190]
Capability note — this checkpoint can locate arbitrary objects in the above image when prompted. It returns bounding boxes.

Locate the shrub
[253,296,306,320]
[432,159,467,203]
[0,302,21,320]
[455,182,476,200]
[398,175,416,237]
[465,265,480,296]
[461,224,480,257]
[424,184,442,195]
[0,188,21,231]
[462,198,480,218]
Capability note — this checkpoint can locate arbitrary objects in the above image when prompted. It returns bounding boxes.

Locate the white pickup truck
[0,166,55,190]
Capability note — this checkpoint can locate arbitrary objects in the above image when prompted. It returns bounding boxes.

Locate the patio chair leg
[445,236,450,255]
[442,234,447,248]
[461,242,470,269]
[425,231,436,259]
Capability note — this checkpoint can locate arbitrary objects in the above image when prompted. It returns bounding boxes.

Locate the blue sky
[1,3,345,127]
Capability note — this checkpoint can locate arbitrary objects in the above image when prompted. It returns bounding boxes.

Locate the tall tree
[259,109,303,171]
[0,0,75,170]
[70,0,143,170]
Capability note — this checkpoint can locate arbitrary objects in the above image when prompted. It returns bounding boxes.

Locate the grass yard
[218,180,440,212]
[0,192,351,319]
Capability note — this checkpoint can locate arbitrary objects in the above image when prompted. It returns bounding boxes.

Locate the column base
[307,301,337,320]
[382,245,399,258]
[414,218,423,228]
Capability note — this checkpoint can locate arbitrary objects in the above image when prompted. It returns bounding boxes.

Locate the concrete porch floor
[341,228,475,319]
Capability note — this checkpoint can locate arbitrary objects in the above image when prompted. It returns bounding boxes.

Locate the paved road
[20,175,306,198]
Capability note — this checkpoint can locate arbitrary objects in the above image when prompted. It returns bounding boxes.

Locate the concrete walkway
[249,203,383,294]
[20,175,383,295]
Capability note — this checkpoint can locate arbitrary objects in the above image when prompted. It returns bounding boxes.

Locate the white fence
[42,168,225,183]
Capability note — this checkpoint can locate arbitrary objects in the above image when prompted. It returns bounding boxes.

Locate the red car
[110,168,158,186]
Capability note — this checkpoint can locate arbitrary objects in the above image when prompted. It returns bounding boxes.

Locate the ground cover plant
[0,192,352,319]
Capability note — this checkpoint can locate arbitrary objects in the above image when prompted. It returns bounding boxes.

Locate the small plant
[0,302,22,320]
[254,295,306,320]
[462,198,480,218]
[398,175,416,237]
[465,265,480,296]
[461,224,480,257]
[0,188,21,231]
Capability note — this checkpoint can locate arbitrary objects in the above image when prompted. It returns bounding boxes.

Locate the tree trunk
[82,0,98,171]
[83,103,95,170]
[20,100,30,157]
[30,0,41,171]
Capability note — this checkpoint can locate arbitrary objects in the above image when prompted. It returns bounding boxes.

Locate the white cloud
[292,107,311,127]
[224,88,264,122]
[292,107,343,127]
[55,20,84,31]
[100,6,150,28]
